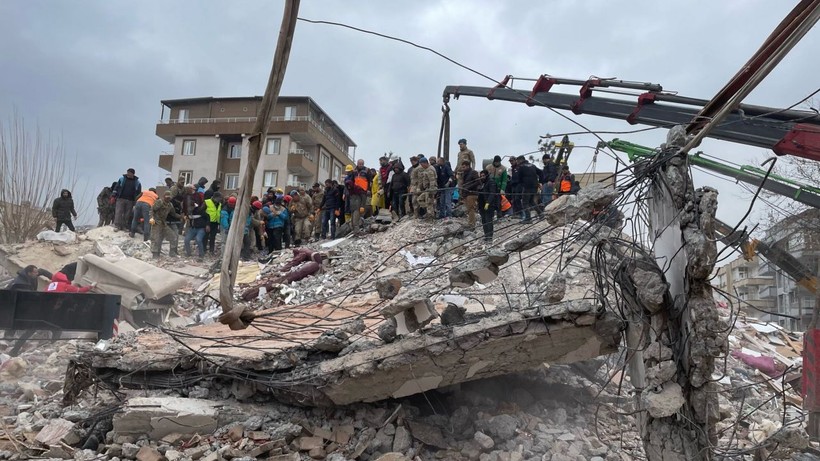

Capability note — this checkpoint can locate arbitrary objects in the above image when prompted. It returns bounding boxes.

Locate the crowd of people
[82,138,585,260]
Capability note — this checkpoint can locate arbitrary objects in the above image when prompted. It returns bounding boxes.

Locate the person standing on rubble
[290,188,313,245]
[250,199,265,251]
[310,183,324,241]
[219,196,237,248]
[540,153,558,207]
[263,198,288,252]
[6,265,52,291]
[203,192,223,256]
[183,195,208,260]
[411,156,437,220]
[113,168,142,232]
[435,157,454,219]
[406,156,419,215]
[378,156,392,207]
[390,163,410,220]
[149,191,182,258]
[283,194,294,248]
[195,177,208,200]
[52,189,78,232]
[460,161,481,228]
[556,165,576,198]
[455,138,475,187]
[130,188,158,240]
[203,179,221,200]
[345,165,368,234]
[485,155,508,220]
[516,155,541,224]
[478,169,500,242]
[167,191,184,242]
[319,179,340,239]
[96,183,115,227]
[507,157,522,218]
[169,175,186,199]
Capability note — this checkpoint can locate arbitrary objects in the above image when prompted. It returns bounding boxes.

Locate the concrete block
[113,397,219,440]
[136,445,166,461]
[450,256,500,288]
[293,436,324,451]
[35,418,74,446]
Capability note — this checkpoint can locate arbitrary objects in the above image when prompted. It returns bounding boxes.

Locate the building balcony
[733,276,774,288]
[758,285,777,299]
[156,115,351,159]
[287,149,316,176]
[158,151,174,172]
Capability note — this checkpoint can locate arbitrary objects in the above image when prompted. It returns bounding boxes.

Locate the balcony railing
[289,148,315,162]
[158,115,350,155]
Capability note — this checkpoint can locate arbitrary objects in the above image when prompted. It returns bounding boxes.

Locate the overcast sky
[1,1,818,234]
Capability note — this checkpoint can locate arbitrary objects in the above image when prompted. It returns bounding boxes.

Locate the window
[228,143,242,159]
[333,164,342,182]
[178,170,193,185]
[224,174,240,190]
[736,267,748,280]
[788,233,805,251]
[266,138,281,155]
[321,153,330,170]
[182,139,196,156]
[179,109,189,121]
[263,170,278,188]
[284,106,297,121]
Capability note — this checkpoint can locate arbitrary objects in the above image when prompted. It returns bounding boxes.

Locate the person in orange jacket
[46,271,96,293]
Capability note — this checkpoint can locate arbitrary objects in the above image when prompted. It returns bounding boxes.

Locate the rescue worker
[97,183,115,227]
[220,196,237,247]
[345,165,368,234]
[6,265,52,291]
[150,191,182,258]
[319,179,341,239]
[46,272,95,293]
[195,177,209,199]
[378,156,391,206]
[371,169,385,213]
[540,153,559,206]
[310,183,324,240]
[183,195,208,260]
[516,155,541,224]
[485,155,508,220]
[435,157,454,218]
[410,156,437,219]
[507,156,521,217]
[406,156,419,215]
[263,198,288,252]
[455,138,475,186]
[130,188,158,240]
[556,165,576,197]
[459,161,481,227]
[204,192,223,255]
[290,188,313,245]
[113,168,142,231]
[169,175,186,199]
[204,179,221,200]
[52,189,78,232]
[478,170,500,242]
[390,164,410,220]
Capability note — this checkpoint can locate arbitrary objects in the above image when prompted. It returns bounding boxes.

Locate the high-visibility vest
[354,176,368,192]
[560,177,572,192]
[500,194,512,212]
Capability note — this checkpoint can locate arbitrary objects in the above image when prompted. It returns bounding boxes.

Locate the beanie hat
[458,138,467,144]
[493,155,502,163]
[419,156,428,164]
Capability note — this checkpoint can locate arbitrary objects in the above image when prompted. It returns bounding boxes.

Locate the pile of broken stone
[1,184,818,460]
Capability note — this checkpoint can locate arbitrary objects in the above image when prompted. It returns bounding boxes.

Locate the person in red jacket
[46,272,96,293]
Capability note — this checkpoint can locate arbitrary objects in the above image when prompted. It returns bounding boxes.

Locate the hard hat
[227,196,237,206]
[283,195,292,203]
[252,200,263,210]
[345,164,354,172]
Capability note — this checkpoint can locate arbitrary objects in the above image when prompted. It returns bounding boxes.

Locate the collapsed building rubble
[1,182,818,460]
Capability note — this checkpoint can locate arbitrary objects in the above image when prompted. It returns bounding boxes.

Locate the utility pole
[218,0,300,330]
[807,256,820,440]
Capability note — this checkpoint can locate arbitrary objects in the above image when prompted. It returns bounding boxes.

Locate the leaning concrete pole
[218,0,301,330]
[622,127,726,460]
[807,258,820,440]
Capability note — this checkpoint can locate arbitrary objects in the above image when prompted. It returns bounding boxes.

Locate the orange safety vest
[559,177,572,192]
[500,194,512,212]
[354,176,368,192]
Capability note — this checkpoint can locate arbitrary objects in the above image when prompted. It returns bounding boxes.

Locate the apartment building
[713,254,776,321]
[761,208,819,331]
[156,96,356,196]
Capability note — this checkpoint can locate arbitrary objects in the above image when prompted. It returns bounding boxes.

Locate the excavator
[440,77,820,294]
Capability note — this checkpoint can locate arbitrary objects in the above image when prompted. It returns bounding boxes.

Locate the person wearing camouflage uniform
[97,183,116,227]
[149,191,181,258]
[290,188,313,245]
[410,156,438,219]
[309,183,324,240]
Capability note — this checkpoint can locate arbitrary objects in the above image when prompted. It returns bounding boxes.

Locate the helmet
[275,188,284,194]
[227,196,237,206]
[345,164,354,172]
[290,190,299,197]
[283,195,292,203]
[252,200,263,210]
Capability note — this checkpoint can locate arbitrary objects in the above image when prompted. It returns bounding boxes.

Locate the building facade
[156,96,356,196]
[713,254,776,321]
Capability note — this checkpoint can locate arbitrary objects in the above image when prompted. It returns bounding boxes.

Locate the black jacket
[7,268,52,291]
[516,161,540,190]
[435,163,454,188]
[461,169,481,196]
[541,161,559,183]
[320,186,342,210]
[478,176,500,210]
[391,171,410,192]
[189,201,209,228]
[115,175,142,201]
[52,190,77,220]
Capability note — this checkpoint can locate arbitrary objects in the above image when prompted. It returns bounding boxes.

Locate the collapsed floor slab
[73,299,621,406]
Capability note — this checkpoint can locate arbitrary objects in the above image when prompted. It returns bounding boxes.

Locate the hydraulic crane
[604,138,818,295]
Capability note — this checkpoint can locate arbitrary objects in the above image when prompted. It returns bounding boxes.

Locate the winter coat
[516,161,540,190]
[52,190,77,220]
[168,197,183,224]
[411,166,437,192]
[485,164,508,191]
[115,175,142,201]
[220,207,234,230]
[541,161,559,183]
[6,268,51,291]
[457,148,475,169]
[371,174,385,209]
[97,187,113,210]
[169,181,185,199]
[345,172,367,196]
[435,162,454,188]
[189,201,209,228]
[136,190,159,207]
[390,171,410,192]
[46,272,91,293]
[460,168,481,196]
[311,190,325,212]
[320,186,341,210]
[291,196,312,219]
[479,176,500,210]
[264,205,288,229]
[151,199,181,226]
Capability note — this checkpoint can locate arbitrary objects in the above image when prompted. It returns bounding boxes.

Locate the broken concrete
[449,255,500,287]
[112,397,219,439]
[545,183,620,227]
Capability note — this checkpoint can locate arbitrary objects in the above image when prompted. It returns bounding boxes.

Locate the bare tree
[0,113,84,243]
